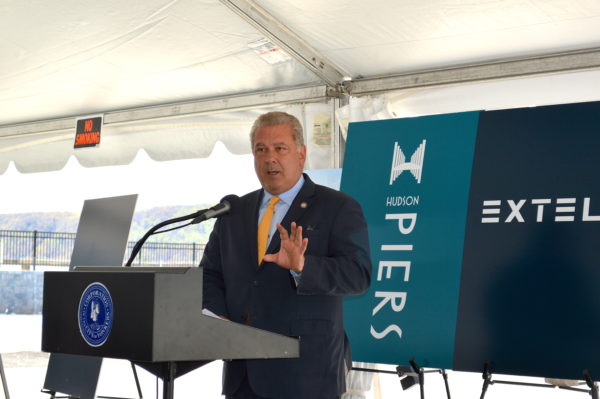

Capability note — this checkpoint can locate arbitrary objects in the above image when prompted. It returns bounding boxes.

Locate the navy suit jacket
[201,174,372,399]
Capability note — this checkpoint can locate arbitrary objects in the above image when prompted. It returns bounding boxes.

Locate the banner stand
[565,371,599,399]
[479,363,598,399]
[352,357,451,399]
[0,354,10,399]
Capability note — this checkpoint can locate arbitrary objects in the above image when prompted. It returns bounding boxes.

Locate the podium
[42,267,299,398]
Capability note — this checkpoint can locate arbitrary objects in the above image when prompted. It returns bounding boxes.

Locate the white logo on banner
[389,140,427,185]
[480,197,600,223]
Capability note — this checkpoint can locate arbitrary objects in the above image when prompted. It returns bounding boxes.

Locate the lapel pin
[300,202,308,208]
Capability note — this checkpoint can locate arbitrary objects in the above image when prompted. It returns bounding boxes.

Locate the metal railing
[0,230,205,269]
[125,241,204,267]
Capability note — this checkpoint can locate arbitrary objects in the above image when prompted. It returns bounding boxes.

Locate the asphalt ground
[0,315,590,399]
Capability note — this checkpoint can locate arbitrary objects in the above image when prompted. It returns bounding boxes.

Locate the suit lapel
[244,189,263,266]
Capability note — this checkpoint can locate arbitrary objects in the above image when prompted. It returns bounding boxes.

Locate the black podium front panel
[43,270,155,361]
[42,267,299,363]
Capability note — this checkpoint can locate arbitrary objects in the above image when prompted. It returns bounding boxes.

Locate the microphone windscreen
[221,194,240,210]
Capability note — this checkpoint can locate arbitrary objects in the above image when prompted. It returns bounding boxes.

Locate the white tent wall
[0,109,264,174]
[3,1,600,126]
[0,0,323,126]
[385,69,600,117]
[0,101,337,174]
[3,67,600,177]
[256,0,600,78]
[335,69,600,131]
[2,0,600,175]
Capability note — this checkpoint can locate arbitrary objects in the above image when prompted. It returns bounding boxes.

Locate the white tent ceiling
[2,0,600,173]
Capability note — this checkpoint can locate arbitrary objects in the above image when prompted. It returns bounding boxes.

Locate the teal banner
[341,112,479,368]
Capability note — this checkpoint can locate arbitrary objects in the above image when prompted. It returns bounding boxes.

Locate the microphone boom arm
[124,196,235,267]
[124,209,208,267]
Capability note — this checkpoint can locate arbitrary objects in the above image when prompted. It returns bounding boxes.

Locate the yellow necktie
[257,196,280,264]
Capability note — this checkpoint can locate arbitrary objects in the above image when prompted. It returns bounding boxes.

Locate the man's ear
[299,145,307,165]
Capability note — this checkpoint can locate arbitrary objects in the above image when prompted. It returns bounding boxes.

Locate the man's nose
[263,152,278,162]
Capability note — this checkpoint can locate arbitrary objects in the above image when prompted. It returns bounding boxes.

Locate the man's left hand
[262,222,308,273]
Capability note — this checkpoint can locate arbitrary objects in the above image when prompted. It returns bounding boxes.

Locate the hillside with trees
[0,204,216,244]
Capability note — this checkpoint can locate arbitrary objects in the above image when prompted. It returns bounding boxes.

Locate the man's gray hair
[250,111,304,148]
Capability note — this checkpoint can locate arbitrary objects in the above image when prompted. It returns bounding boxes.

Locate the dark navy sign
[78,282,114,347]
[341,101,600,380]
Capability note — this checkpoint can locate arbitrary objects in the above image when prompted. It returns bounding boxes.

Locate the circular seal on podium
[78,282,114,347]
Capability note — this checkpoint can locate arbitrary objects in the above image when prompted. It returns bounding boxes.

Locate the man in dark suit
[201,111,372,399]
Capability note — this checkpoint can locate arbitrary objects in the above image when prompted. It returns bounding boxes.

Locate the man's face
[253,124,306,195]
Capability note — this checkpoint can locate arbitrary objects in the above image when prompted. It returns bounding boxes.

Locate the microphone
[191,195,237,224]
